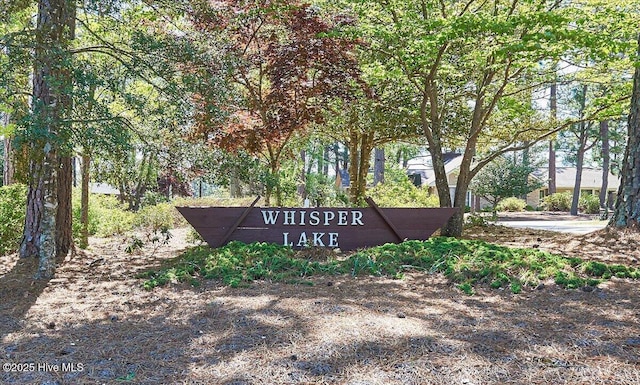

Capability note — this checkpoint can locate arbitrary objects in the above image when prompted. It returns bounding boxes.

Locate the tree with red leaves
[189,1,361,205]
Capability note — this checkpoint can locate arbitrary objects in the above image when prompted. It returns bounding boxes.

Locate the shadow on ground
[2,229,639,384]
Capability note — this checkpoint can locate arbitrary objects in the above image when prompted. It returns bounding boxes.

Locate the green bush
[96,205,136,236]
[141,237,640,293]
[579,194,600,214]
[83,195,136,236]
[541,192,572,211]
[368,168,438,207]
[465,213,490,227]
[0,184,27,255]
[136,202,181,231]
[497,197,526,212]
[73,190,186,241]
[173,195,265,207]
[140,191,169,208]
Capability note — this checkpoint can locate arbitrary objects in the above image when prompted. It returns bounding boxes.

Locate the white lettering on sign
[309,211,320,225]
[328,232,338,247]
[296,232,308,247]
[284,210,295,225]
[261,210,364,227]
[323,211,335,225]
[283,232,339,247]
[312,232,325,246]
[351,211,364,226]
[338,211,348,225]
[263,209,361,248]
[262,210,279,225]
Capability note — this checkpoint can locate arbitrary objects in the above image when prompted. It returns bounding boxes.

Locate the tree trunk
[571,134,586,216]
[549,81,557,194]
[305,148,314,175]
[322,146,329,176]
[273,161,282,207]
[347,129,374,205]
[229,166,241,198]
[333,143,340,175]
[297,149,307,200]
[610,34,640,229]
[56,155,73,259]
[21,0,76,279]
[599,120,610,208]
[80,153,90,249]
[347,130,359,204]
[357,134,372,201]
[571,84,589,216]
[3,132,14,186]
[373,147,385,186]
[421,83,455,234]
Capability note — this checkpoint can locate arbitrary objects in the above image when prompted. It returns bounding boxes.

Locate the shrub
[173,196,264,207]
[140,191,169,208]
[142,237,640,293]
[368,168,438,207]
[541,192,571,211]
[95,205,136,236]
[136,202,181,231]
[84,195,136,236]
[0,184,27,255]
[496,197,526,212]
[579,194,600,214]
[465,213,490,227]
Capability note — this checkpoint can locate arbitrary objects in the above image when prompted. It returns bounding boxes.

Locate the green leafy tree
[12,0,77,278]
[3,0,223,276]
[557,85,605,215]
[471,155,543,216]
[341,0,637,236]
[322,81,421,205]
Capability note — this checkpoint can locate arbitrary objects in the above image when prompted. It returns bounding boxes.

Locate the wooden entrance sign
[177,197,457,251]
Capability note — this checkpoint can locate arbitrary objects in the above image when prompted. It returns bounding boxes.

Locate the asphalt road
[496,220,607,234]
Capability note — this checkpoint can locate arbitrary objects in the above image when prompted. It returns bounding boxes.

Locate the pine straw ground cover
[1,226,639,385]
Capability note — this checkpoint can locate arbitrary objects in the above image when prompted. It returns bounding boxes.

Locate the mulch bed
[1,227,639,384]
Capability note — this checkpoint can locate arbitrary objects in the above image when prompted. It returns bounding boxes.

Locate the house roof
[534,167,620,190]
[406,152,463,187]
[91,182,120,195]
[407,152,620,192]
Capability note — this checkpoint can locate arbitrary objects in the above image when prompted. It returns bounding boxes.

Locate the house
[407,152,619,209]
[529,167,620,208]
[406,152,472,206]
[335,169,350,190]
[90,182,120,195]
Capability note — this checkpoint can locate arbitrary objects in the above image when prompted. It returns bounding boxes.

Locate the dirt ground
[1,220,639,385]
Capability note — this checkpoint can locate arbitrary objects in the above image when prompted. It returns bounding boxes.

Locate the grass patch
[140,238,640,293]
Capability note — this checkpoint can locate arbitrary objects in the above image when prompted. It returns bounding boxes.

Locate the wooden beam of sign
[364,196,404,242]
[220,195,261,245]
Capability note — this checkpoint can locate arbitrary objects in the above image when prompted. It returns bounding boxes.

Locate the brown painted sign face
[177,197,457,251]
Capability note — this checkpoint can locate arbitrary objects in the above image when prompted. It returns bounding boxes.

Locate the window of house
[539,189,549,199]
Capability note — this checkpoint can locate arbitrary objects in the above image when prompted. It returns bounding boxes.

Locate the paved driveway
[496,220,607,234]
